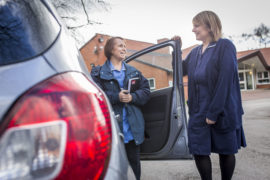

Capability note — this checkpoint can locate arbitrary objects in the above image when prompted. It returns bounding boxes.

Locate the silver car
[0,0,191,179]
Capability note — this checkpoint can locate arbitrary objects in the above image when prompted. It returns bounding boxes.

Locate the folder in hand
[128,77,140,93]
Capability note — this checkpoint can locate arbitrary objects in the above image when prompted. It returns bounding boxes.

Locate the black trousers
[125,140,141,180]
[194,154,236,180]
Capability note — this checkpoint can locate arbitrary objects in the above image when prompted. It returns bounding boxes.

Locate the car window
[127,46,173,91]
[0,0,60,65]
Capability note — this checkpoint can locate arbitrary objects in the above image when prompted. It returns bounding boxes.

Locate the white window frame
[257,71,270,84]
[169,80,173,87]
[147,78,156,90]
[238,71,245,90]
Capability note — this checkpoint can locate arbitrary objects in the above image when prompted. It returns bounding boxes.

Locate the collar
[109,60,126,71]
[200,42,217,49]
[199,41,217,55]
[101,60,137,77]
[207,42,216,49]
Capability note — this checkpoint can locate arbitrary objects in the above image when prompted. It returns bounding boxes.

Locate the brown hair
[104,36,124,59]
[192,11,222,42]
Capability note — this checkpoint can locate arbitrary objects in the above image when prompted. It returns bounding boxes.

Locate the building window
[257,71,270,84]
[258,72,262,79]
[239,72,244,81]
[90,63,95,68]
[169,81,173,87]
[148,78,156,90]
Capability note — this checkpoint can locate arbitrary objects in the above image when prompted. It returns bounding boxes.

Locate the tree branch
[52,0,110,45]
[80,0,91,24]
[67,20,102,30]
[61,16,76,21]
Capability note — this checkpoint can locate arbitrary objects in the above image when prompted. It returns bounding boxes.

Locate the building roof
[237,47,270,70]
[237,49,258,59]
[259,48,270,66]
[129,50,173,72]
[133,59,173,72]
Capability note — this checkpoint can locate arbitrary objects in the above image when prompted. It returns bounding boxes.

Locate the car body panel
[43,29,90,75]
[0,57,56,120]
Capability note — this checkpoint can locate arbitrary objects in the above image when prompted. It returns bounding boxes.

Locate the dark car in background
[0,0,191,179]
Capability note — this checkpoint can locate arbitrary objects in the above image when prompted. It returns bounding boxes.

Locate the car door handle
[119,132,124,141]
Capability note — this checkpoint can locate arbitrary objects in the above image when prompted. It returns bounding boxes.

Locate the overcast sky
[81,0,270,51]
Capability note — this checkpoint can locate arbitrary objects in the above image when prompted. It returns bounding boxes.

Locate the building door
[238,70,254,90]
[245,71,254,90]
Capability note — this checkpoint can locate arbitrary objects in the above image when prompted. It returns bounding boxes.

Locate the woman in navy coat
[174,11,246,180]
[91,37,150,180]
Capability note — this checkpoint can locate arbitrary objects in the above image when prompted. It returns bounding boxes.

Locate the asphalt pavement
[141,90,270,180]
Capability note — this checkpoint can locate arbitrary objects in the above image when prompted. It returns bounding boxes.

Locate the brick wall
[80,34,110,71]
[257,84,270,89]
[80,34,169,72]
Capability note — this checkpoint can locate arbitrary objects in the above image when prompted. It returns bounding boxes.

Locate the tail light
[0,72,112,180]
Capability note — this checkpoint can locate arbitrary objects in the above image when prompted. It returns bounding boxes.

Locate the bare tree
[51,0,110,44]
[242,23,270,48]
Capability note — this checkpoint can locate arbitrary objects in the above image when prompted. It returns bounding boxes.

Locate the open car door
[125,40,192,160]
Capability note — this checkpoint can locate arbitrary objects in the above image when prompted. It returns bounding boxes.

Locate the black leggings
[125,140,141,180]
[194,154,236,180]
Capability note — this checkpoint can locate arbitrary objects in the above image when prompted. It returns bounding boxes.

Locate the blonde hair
[192,11,222,42]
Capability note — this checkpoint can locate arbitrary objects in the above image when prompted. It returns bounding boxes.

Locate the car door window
[128,46,173,91]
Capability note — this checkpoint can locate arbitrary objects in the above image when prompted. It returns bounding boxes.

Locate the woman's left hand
[171,35,182,48]
[206,118,216,124]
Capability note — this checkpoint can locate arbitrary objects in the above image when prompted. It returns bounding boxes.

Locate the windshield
[0,0,60,65]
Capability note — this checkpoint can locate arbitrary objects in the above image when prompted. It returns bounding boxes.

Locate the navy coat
[183,38,246,155]
[91,60,150,145]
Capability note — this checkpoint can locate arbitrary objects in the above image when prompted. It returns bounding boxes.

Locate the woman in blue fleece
[174,11,246,180]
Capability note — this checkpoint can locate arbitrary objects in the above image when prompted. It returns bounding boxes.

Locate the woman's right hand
[119,89,132,103]
[171,35,182,48]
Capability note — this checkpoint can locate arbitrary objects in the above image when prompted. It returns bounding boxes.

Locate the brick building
[80,34,176,91]
[80,33,154,70]
[80,33,270,100]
